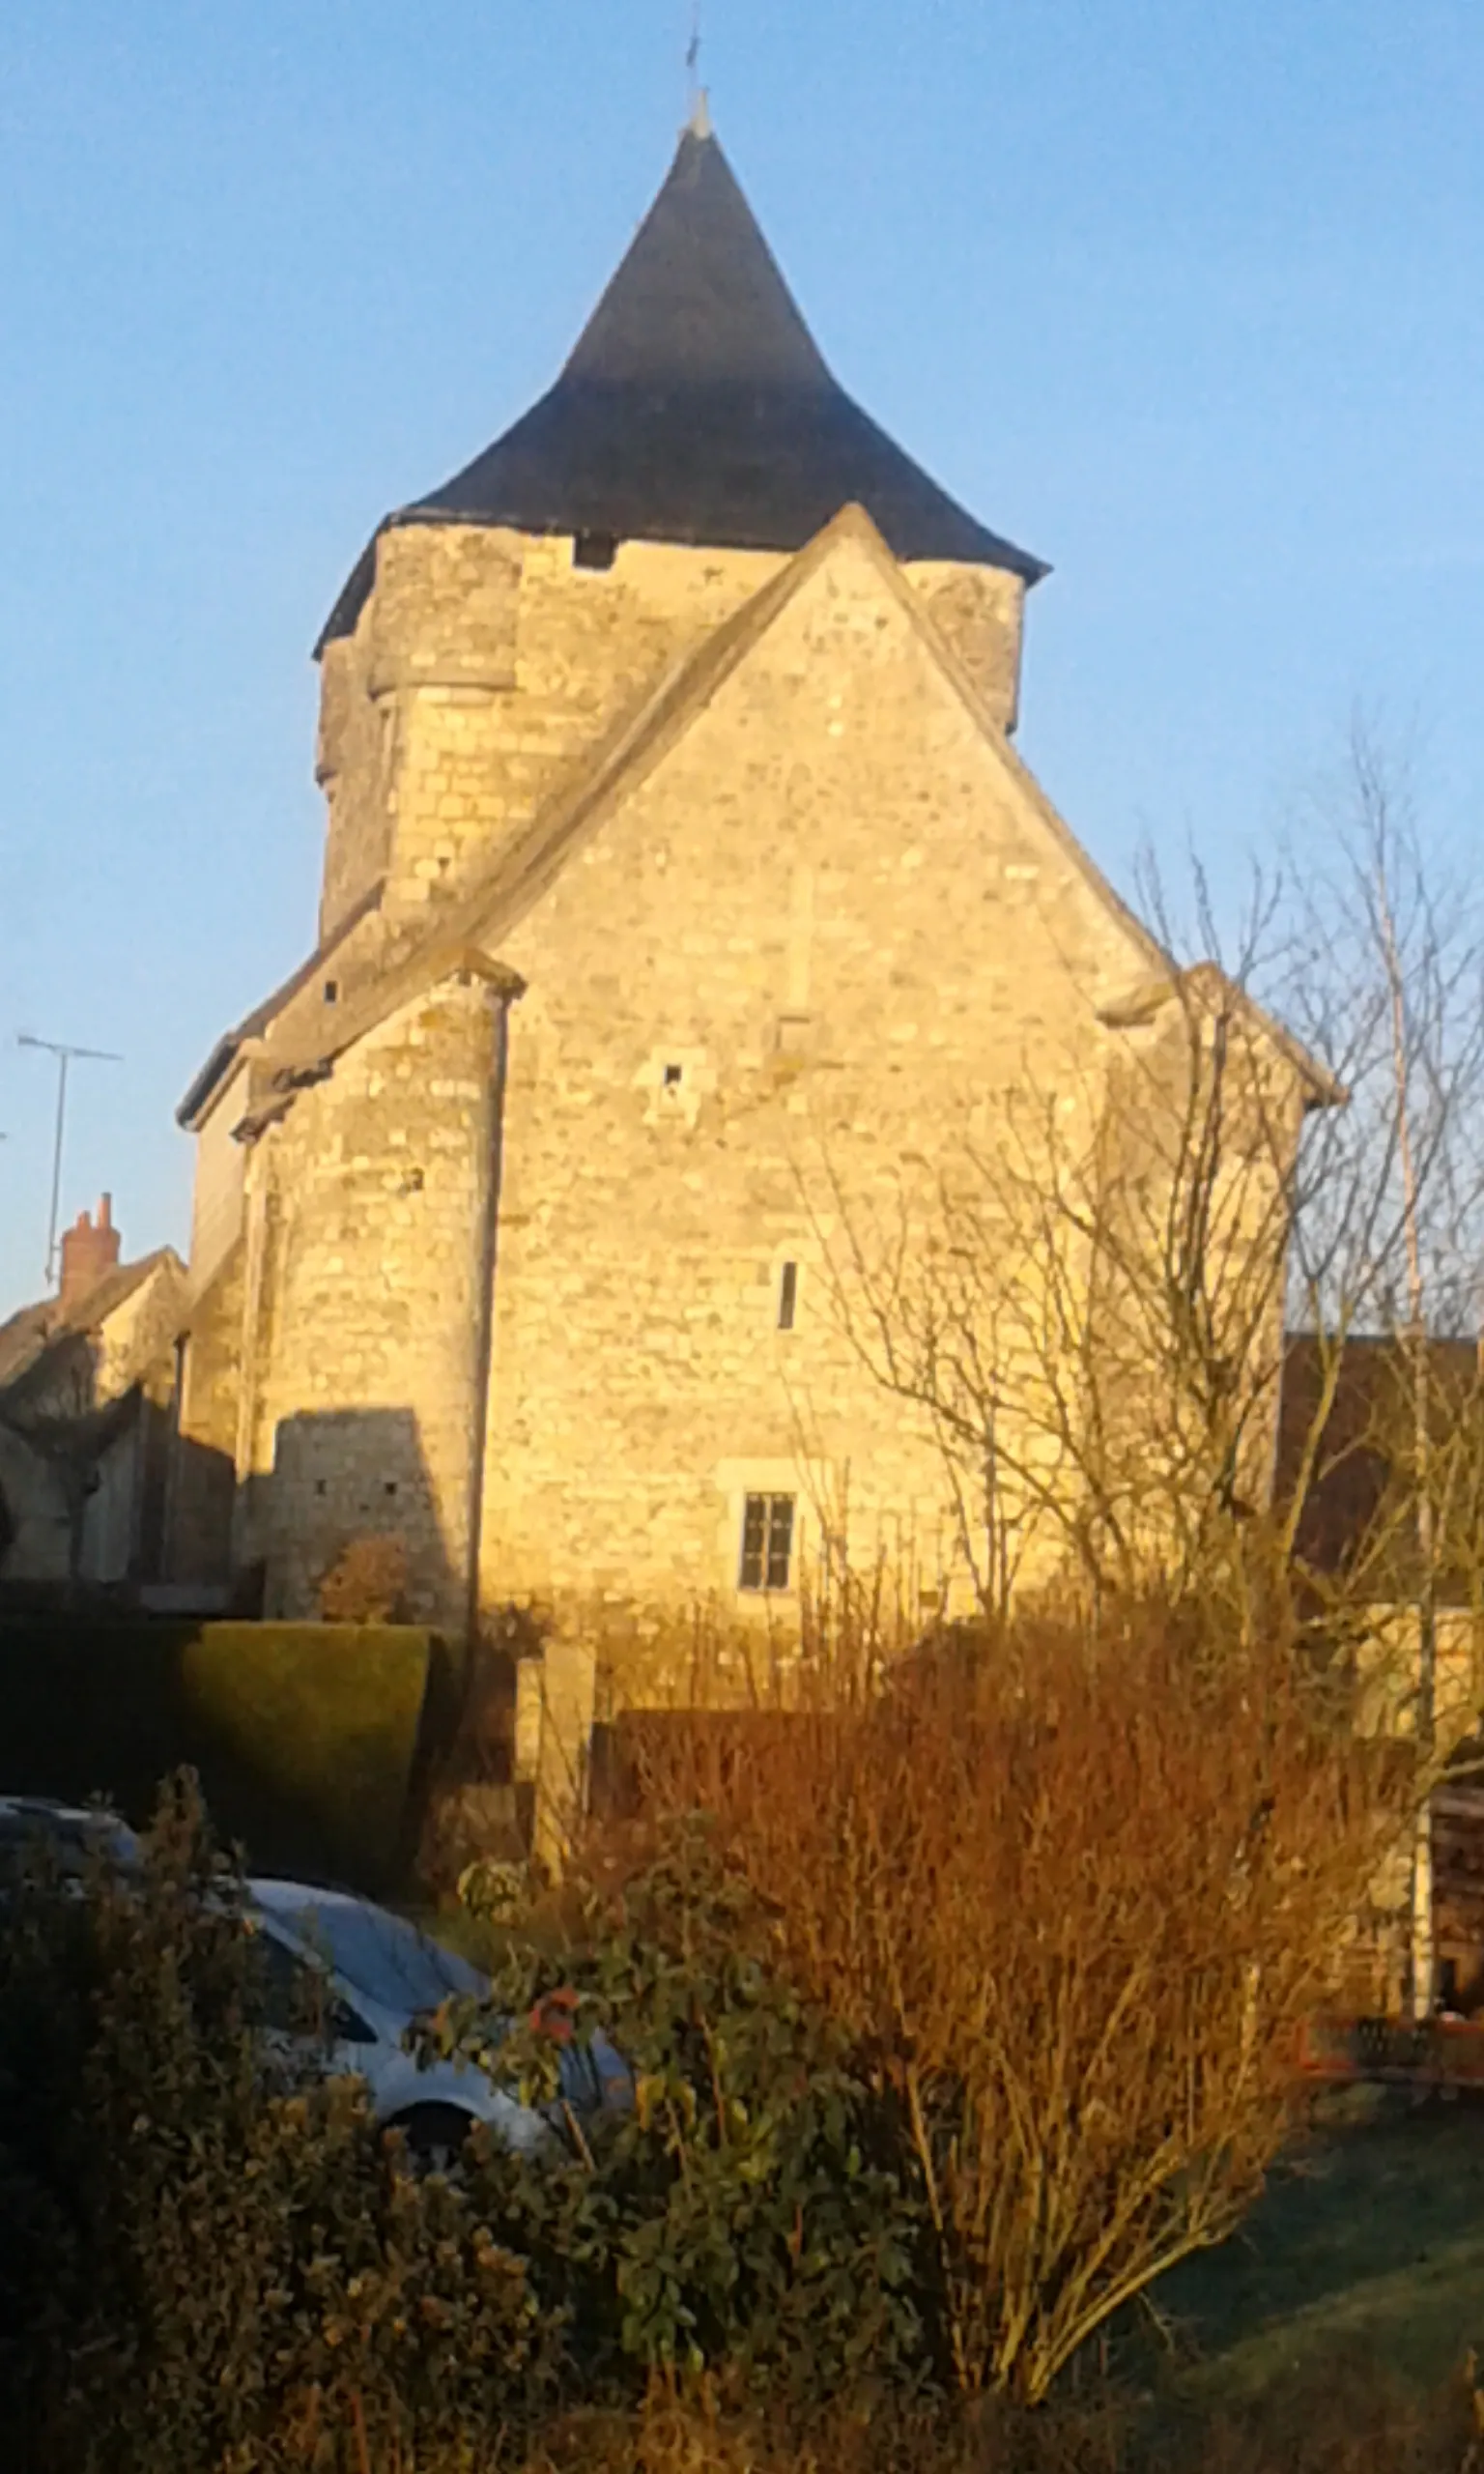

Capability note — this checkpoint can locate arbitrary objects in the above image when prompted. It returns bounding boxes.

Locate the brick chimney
[59,1194,122,1313]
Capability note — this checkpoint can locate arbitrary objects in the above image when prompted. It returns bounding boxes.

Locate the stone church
[170,114,1320,1798]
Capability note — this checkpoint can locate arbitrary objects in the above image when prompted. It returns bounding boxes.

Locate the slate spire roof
[318,121,1046,648]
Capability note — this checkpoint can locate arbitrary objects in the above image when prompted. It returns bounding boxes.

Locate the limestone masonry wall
[313,523,1027,950]
[316,528,787,940]
[231,973,506,1624]
[477,530,1138,1672]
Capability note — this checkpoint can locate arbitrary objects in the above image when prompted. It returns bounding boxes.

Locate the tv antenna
[16,1032,123,1289]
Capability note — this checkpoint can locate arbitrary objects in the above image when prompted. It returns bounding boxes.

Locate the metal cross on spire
[686,2,710,135]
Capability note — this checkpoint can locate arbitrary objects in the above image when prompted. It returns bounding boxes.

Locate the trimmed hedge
[0,1619,458,1892]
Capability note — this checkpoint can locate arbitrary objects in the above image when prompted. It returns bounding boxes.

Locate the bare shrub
[628,1595,1410,2405]
[317,1532,410,1625]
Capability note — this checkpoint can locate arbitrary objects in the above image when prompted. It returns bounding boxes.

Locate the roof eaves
[178,877,385,1130]
[241,950,526,1137]
[1096,964,1345,1112]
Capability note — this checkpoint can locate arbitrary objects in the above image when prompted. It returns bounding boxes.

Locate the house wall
[188,1075,248,1294]
[0,1425,70,1583]
[78,1426,141,1586]
[169,1242,245,1584]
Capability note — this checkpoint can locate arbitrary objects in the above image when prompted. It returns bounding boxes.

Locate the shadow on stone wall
[165,1427,240,1595]
[268,1407,460,1626]
[414,1601,550,1891]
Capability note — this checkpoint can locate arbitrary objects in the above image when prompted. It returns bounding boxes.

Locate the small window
[777,1260,798,1330]
[662,1062,683,1088]
[739,1492,795,1593]
[324,978,339,1004]
[573,530,617,570]
[384,1481,398,1498]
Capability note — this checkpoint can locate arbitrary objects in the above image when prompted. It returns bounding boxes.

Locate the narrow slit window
[324,979,339,1004]
[739,1492,795,1593]
[777,1260,798,1330]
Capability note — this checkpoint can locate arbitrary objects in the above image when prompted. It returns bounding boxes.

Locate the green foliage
[0,1618,444,1891]
[0,1773,552,2473]
[421,1816,936,2405]
[181,1620,441,1889]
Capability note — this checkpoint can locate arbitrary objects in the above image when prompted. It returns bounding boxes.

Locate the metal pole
[15,1033,124,1290]
[44,1050,70,1287]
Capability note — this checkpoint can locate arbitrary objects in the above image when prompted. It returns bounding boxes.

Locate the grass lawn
[1142,2095,1484,2407]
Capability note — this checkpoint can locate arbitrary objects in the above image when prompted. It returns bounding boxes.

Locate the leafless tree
[628,1595,1410,2404]
[807,718,1484,2010]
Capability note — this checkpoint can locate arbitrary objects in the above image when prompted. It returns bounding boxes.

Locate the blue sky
[1,1,1480,1314]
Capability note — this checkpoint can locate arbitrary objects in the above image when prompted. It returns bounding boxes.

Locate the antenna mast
[16,1032,124,1288]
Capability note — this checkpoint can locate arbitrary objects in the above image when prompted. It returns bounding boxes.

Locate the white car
[0,1795,141,1884]
[247,1877,626,2166]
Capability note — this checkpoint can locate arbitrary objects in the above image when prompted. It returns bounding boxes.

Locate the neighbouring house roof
[316,121,1046,650]
[1276,1332,1484,1606]
[0,1250,186,1423]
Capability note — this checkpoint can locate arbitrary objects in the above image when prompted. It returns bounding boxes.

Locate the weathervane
[686,2,709,134]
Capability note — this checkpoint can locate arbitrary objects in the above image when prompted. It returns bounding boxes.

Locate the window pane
[778,1261,798,1330]
[254,1933,320,2035]
[739,1493,767,1590]
[765,1495,795,1591]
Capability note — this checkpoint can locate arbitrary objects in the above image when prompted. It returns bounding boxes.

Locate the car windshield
[261,1895,488,2017]
[0,1808,138,1874]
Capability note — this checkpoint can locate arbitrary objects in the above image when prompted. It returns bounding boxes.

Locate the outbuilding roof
[317,119,1045,648]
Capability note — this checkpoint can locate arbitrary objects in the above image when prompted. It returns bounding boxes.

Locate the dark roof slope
[318,125,1045,648]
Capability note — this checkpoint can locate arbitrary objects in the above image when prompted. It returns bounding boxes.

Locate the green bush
[0,1618,449,1891]
[423,1816,937,2407]
[0,1783,931,2469]
[0,1774,552,2473]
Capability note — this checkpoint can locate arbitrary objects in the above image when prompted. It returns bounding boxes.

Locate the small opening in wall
[324,979,339,1004]
[663,1062,683,1088]
[314,1480,328,1497]
[777,1260,798,1330]
[573,530,617,571]
[384,1482,398,1498]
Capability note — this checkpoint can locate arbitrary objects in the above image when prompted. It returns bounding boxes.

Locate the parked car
[0,1795,141,1888]
[0,1811,622,2167]
[246,1877,630,2166]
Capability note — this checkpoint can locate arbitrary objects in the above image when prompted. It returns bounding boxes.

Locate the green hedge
[0,1620,458,1893]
